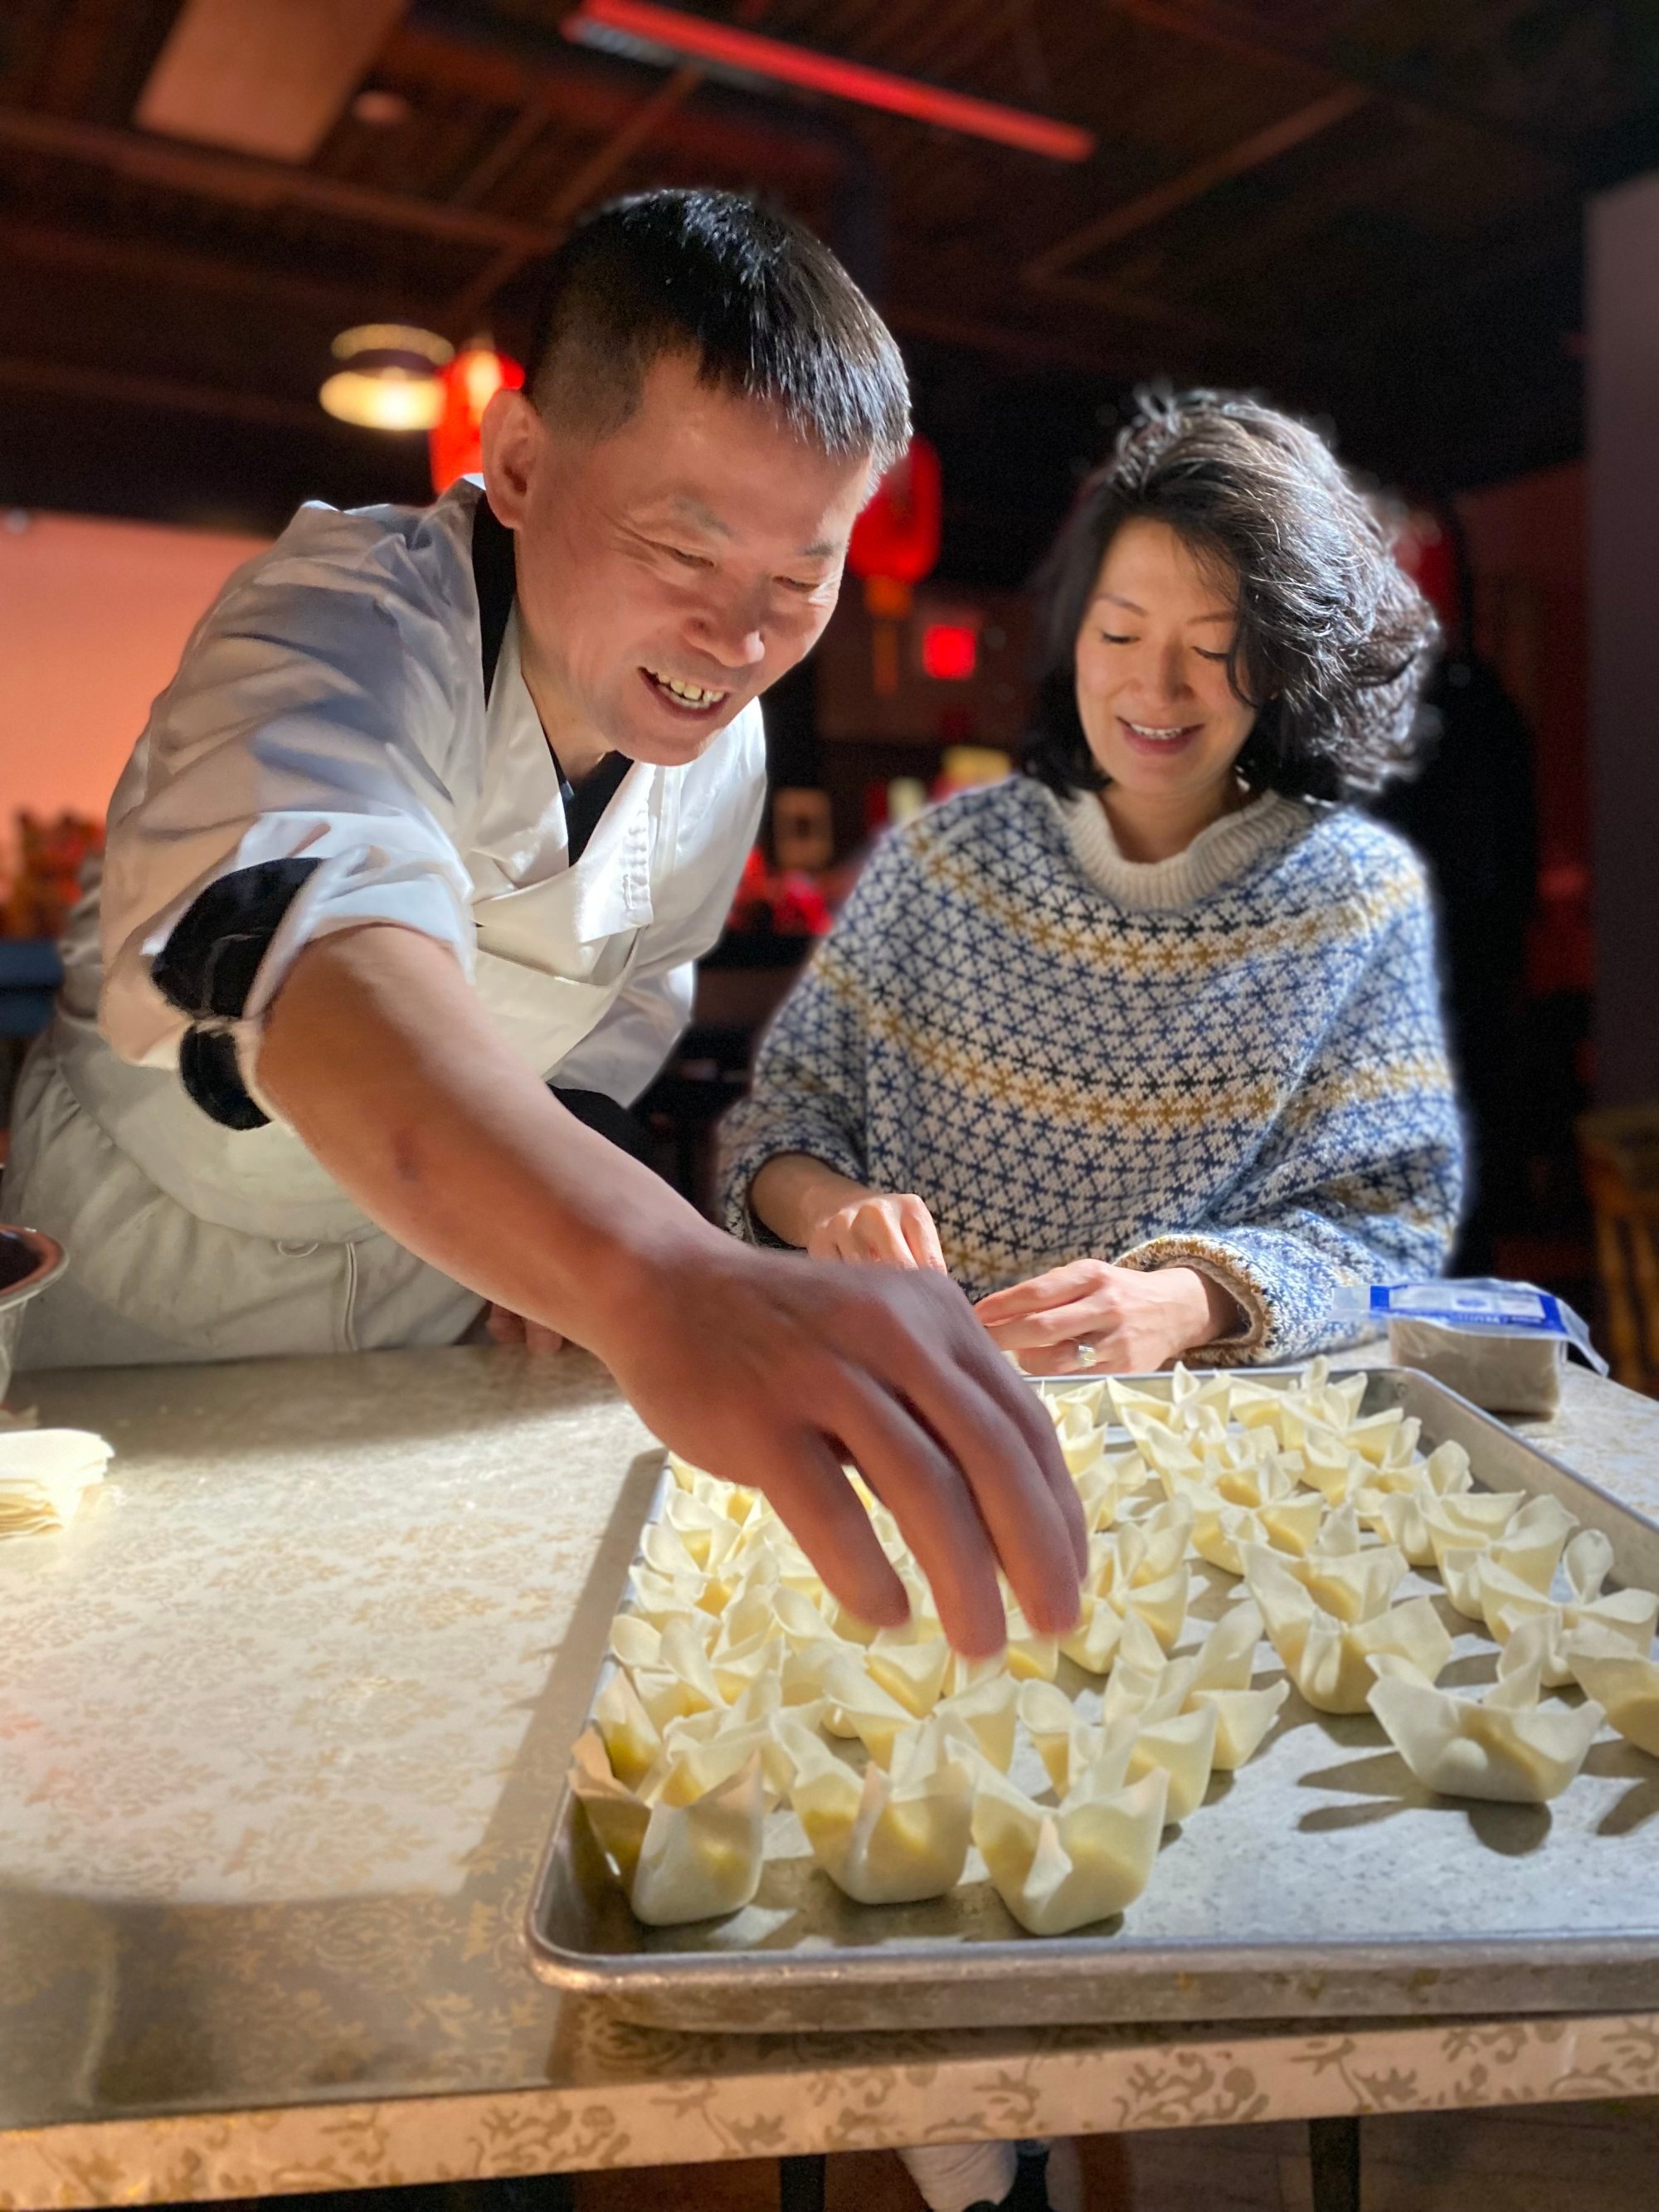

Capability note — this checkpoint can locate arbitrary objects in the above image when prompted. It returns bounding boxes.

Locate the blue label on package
[1367,1285,1568,1334]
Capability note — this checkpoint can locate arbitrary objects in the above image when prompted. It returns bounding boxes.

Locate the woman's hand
[750,1155,947,1271]
[975,1259,1240,1376]
[807,1189,947,1272]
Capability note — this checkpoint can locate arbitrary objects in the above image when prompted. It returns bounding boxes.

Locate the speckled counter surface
[2,1349,1657,2210]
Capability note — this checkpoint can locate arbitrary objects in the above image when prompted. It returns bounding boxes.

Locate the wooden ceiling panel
[134,0,412,162]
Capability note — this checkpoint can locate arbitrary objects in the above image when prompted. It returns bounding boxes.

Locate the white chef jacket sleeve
[552,709,766,1106]
[98,500,484,1075]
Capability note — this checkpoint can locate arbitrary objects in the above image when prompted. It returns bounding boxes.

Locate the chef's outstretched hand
[597,1238,1085,1658]
[257,928,1082,1661]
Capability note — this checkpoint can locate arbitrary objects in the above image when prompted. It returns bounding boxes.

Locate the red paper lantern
[429,342,524,495]
[848,435,941,602]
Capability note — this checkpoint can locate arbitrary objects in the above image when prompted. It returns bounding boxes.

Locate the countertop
[2,1347,1657,2209]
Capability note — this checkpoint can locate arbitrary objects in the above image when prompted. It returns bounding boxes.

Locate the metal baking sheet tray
[524,1367,1659,2032]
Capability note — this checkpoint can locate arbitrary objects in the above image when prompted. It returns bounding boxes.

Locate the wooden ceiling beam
[1024,85,1370,283]
[0,353,350,435]
[0,105,546,253]
[443,62,704,332]
[0,217,428,323]
[384,12,844,183]
[1102,0,1567,155]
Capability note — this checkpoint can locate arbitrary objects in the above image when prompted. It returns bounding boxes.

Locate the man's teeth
[646,668,727,708]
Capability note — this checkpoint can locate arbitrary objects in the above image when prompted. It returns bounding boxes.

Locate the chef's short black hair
[1024,388,1439,802]
[523,188,910,474]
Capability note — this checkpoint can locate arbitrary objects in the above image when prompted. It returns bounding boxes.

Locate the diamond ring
[1072,1340,1100,1369]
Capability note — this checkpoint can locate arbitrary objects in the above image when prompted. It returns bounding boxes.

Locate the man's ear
[479,388,541,529]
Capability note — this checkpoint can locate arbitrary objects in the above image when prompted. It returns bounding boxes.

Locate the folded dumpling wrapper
[1190,1489,1326,1576]
[569,1726,768,1925]
[1438,1493,1578,1621]
[630,1614,726,1730]
[663,1488,745,1571]
[1085,1505,1192,1601]
[971,1748,1170,1936]
[1365,1619,1607,1803]
[1191,1677,1291,1770]
[648,1678,791,1806]
[819,1651,917,1766]
[1058,1592,1126,1676]
[1564,1626,1659,1757]
[1355,1446,1475,1567]
[998,1605,1061,1683]
[1107,1378,1181,1427]
[1480,1529,1659,1687]
[593,1664,664,1789]
[0,1428,113,1537]
[628,1561,711,1630]
[1273,1508,1408,1625]
[865,1630,952,1718]
[1419,1490,1528,1576]
[778,1717,975,1905]
[1126,1699,1219,1822]
[1018,1678,1101,1795]
[1241,1544,1451,1713]
[937,1671,1020,1772]
[1293,1425,1370,1508]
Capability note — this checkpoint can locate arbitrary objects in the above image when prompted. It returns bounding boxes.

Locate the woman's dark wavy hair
[1024,389,1439,803]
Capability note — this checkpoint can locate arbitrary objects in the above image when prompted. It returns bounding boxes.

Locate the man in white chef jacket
[3,189,1082,1655]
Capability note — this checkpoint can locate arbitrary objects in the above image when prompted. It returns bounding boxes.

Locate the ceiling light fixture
[319,323,453,431]
[562,0,1095,163]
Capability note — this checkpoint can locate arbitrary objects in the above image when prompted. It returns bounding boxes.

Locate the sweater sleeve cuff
[1112,1234,1274,1364]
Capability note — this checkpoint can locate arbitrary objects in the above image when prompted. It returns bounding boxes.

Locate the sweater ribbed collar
[1051,784,1306,912]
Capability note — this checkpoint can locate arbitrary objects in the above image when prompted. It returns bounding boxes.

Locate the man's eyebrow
[658,497,838,563]
[662,495,733,539]
[1091,591,1233,624]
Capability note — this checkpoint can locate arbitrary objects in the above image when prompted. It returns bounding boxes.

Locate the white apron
[5,762,679,1369]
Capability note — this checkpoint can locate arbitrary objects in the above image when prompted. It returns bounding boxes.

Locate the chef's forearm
[256,923,715,1343]
[748,1153,873,1249]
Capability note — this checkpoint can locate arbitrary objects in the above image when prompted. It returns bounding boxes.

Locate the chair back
[1578,1105,1659,1395]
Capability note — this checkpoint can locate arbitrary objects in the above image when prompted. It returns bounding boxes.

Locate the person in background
[1,189,1083,1660]
[718,387,1462,2210]
[1371,503,1538,1271]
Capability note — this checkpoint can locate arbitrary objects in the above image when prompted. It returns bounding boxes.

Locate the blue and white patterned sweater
[718,776,1462,1362]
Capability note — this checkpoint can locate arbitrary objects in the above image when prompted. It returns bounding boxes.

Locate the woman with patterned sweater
[719,390,1463,1389]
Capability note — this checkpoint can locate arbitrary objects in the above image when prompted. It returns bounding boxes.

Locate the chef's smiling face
[1073,516,1259,807]
[484,352,874,775]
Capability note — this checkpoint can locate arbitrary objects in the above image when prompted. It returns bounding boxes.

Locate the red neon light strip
[564,0,1096,163]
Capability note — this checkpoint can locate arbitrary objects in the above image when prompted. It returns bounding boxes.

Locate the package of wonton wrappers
[544,1358,1659,2027]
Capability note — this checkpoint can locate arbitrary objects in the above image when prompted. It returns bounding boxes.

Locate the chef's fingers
[763,1423,911,1631]
[825,1372,1010,1654]
[878,1294,1087,1616]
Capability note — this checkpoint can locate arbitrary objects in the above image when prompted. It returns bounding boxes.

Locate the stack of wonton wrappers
[569,1360,1659,1934]
[0,1427,112,1537]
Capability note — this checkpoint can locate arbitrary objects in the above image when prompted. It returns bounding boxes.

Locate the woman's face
[1073,517,1258,807]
